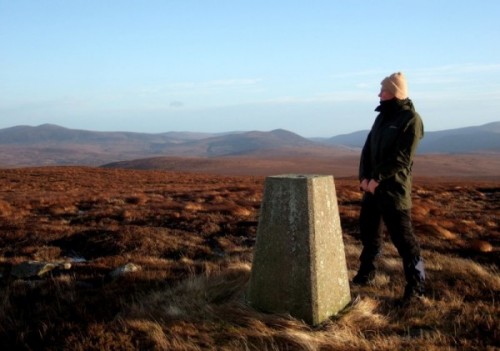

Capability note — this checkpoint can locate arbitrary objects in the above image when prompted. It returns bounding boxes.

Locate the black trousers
[358,192,425,289]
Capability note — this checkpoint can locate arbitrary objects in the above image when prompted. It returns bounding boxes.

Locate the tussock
[468,239,493,253]
[418,223,457,240]
[432,253,499,291]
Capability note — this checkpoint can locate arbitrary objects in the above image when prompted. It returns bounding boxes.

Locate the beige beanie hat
[381,72,408,99]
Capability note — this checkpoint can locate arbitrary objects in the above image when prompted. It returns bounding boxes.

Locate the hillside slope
[0,125,319,166]
[0,122,499,168]
[325,121,500,153]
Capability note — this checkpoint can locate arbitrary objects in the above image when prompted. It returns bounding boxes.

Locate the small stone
[11,261,57,278]
[10,261,73,279]
[110,263,141,278]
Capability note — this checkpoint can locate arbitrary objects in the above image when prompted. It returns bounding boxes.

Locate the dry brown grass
[0,167,498,350]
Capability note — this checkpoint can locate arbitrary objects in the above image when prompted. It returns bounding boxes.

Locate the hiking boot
[352,270,375,286]
[396,285,425,308]
[404,283,425,298]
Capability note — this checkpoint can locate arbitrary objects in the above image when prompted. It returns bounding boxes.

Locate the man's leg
[353,193,384,285]
[382,207,425,298]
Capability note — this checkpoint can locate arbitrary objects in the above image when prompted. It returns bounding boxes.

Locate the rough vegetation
[0,167,498,350]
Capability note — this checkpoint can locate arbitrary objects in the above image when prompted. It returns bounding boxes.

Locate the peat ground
[0,167,498,350]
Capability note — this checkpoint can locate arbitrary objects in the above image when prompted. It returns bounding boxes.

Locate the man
[354,72,425,304]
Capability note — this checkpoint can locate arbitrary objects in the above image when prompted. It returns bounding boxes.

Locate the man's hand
[360,179,369,192]
[367,179,379,194]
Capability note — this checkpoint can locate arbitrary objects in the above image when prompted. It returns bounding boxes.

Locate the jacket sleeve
[359,131,372,181]
[373,114,424,181]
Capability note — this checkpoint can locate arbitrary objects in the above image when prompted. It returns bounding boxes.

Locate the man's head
[379,72,408,101]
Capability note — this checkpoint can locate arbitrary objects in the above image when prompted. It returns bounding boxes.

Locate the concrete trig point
[247,174,351,325]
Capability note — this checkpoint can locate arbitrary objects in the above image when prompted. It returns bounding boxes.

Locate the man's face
[378,89,395,101]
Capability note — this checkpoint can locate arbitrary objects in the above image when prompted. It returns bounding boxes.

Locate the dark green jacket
[359,98,424,209]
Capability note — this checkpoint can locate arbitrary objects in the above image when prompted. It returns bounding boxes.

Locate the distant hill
[0,123,220,146]
[199,129,315,156]
[418,122,500,153]
[0,122,498,167]
[322,130,370,149]
[0,125,321,167]
[324,121,500,153]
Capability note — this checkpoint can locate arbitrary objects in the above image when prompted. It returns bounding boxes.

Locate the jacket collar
[375,98,414,113]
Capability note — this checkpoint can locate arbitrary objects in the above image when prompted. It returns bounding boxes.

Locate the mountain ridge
[0,122,498,168]
[324,121,500,153]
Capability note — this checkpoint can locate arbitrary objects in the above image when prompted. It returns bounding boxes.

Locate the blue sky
[1,0,500,137]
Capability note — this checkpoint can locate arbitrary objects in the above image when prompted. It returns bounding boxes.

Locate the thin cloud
[168,78,263,91]
[261,91,372,105]
[411,63,500,85]
[332,64,500,80]
[330,64,500,87]
[135,79,263,98]
[169,101,184,108]
[414,63,500,75]
[330,69,389,79]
